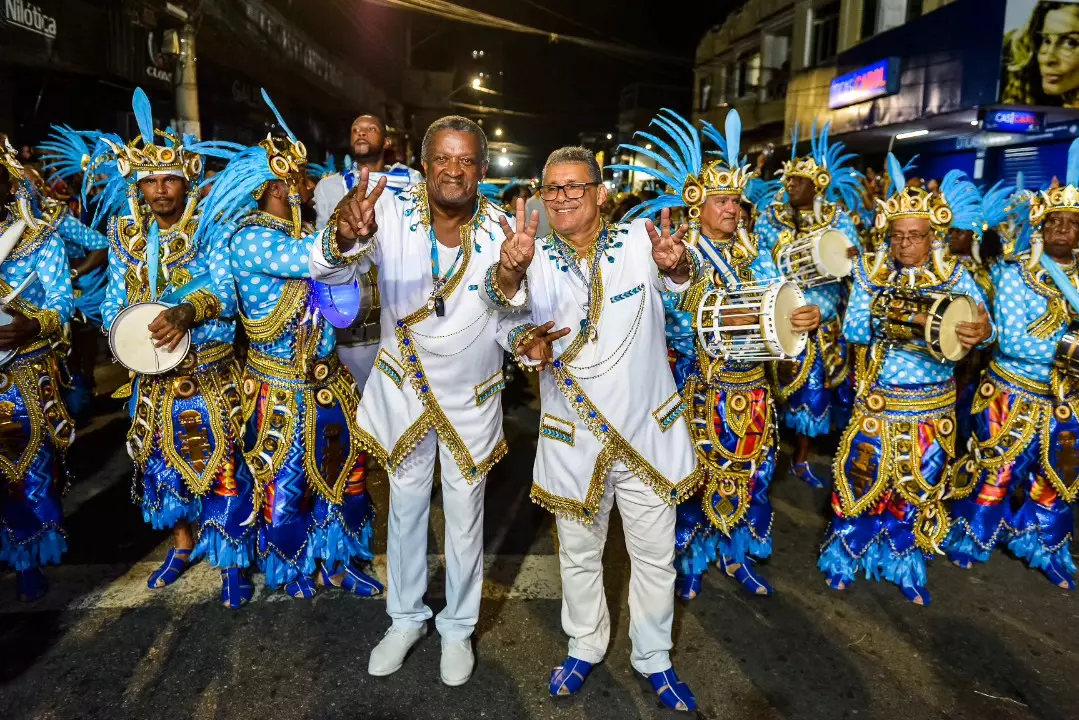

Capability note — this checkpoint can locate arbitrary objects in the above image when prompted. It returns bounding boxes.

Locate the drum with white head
[0,270,39,367]
[696,280,809,361]
[777,228,854,289]
[109,301,192,374]
[871,290,977,363]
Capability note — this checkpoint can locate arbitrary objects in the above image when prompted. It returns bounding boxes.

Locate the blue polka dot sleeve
[230,226,312,281]
[58,212,108,251]
[31,229,75,324]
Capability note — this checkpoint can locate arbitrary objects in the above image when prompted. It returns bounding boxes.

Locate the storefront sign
[982,108,1045,134]
[3,0,57,39]
[241,0,344,90]
[829,58,900,110]
[145,30,176,85]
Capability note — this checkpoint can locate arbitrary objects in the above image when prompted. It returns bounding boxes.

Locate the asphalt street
[1,367,1077,720]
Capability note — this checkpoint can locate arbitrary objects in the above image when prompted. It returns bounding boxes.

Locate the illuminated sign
[982,108,1046,134]
[828,58,900,110]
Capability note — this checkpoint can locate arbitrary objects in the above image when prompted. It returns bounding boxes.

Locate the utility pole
[163,1,201,139]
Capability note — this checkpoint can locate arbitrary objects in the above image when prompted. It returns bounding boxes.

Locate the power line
[358,0,689,65]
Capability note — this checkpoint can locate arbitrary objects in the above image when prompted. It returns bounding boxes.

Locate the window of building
[717,65,728,104]
[762,28,792,101]
[862,0,926,40]
[735,51,761,98]
[809,1,840,66]
[698,76,712,111]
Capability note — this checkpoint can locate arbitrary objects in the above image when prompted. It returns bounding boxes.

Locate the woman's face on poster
[1038,5,1079,97]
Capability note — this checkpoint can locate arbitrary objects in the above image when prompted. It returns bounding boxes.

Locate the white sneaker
[368,625,425,677]
[440,638,475,686]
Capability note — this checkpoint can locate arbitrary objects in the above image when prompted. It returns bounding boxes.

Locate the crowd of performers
[2,83,1079,710]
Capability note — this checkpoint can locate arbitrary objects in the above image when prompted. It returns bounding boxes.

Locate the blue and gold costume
[94,89,255,605]
[612,109,784,597]
[947,146,1079,590]
[756,124,862,483]
[819,159,991,605]
[0,138,76,601]
[196,91,380,598]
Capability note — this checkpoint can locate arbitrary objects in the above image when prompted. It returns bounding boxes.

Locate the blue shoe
[548,656,593,696]
[318,563,384,597]
[899,583,931,606]
[285,575,316,599]
[1040,556,1077,591]
[642,668,697,712]
[147,547,192,589]
[675,573,702,600]
[948,551,975,570]
[220,568,253,609]
[719,554,773,596]
[16,568,48,602]
[825,572,851,591]
[791,461,827,489]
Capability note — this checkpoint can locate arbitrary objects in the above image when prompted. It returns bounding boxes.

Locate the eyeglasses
[890,230,930,247]
[539,182,599,201]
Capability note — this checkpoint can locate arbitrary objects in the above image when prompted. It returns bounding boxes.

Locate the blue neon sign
[829,58,900,110]
[982,109,1046,134]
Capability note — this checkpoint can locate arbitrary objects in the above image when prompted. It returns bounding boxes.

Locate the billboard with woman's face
[1001,0,1079,106]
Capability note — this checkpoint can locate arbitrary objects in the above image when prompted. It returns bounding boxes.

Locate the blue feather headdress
[192,89,309,246]
[308,156,338,180]
[38,125,97,183]
[606,108,755,228]
[745,177,782,213]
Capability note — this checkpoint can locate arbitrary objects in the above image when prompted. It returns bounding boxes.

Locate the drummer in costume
[946,140,1079,589]
[820,158,993,605]
[310,117,510,687]
[38,125,112,425]
[487,145,700,709]
[96,89,256,609]
[0,138,75,601]
[615,110,821,599]
[756,122,862,488]
[196,91,382,599]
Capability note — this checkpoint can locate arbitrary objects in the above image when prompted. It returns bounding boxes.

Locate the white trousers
[386,431,486,641]
[554,463,676,675]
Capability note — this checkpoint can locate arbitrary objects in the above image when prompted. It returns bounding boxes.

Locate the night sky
[296,0,741,168]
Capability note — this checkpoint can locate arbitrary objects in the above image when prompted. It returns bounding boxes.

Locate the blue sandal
[642,668,697,712]
[949,551,975,570]
[147,547,192,589]
[899,583,931,606]
[675,573,702,600]
[791,461,827,489]
[16,568,48,602]
[548,656,593,696]
[220,568,253,609]
[1040,556,1076,590]
[285,575,316,599]
[318,563,383,597]
[719,554,773,596]
[825,572,851,591]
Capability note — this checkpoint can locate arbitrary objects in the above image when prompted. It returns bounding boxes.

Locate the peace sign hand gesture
[496,198,540,297]
[645,208,690,283]
[333,167,388,250]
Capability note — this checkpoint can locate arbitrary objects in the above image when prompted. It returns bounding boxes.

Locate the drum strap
[697,236,738,287]
[158,274,212,305]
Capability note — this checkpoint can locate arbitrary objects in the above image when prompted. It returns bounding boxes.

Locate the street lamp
[500,147,507,153]
[498,156,511,168]
[471,77,482,89]
[495,128,504,137]
[606,133,613,140]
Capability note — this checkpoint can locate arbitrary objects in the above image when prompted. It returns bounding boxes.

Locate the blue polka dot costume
[945,166,1079,589]
[818,158,993,604]
[199,92,379,596]
[94,89,256,577]
[55,210,108,327]
[0,177,76,577]
[757,205,860,437]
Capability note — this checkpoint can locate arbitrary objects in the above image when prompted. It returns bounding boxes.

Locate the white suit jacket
[487,218,702,522]
[310,183,510,480]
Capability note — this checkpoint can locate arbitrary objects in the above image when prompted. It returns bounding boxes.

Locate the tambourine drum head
[110,302,191,374]
[315,281,361,329]
[938,296,976,362]
[815,229,853,278]
[772,282,808,356]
